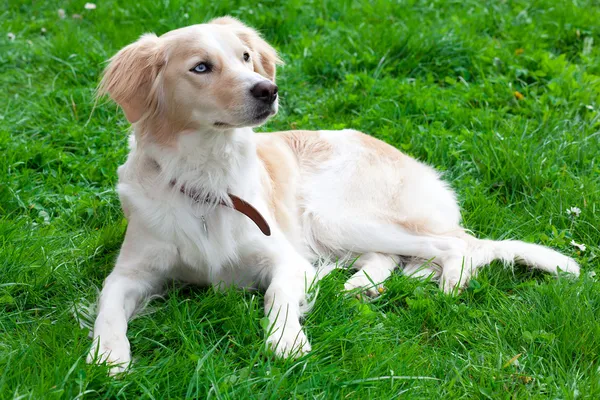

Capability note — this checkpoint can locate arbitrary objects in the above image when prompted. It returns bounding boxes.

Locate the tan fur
[209,16,283,81]
[357,131,408,163]
[98,17,282,145]
[98,34,165,123]
[392,217,437,235]
[274,130,333,170]
[209,71,247,111]
[256,135,301,240]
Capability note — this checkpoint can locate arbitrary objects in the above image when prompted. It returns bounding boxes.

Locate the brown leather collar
[175,183,271,236]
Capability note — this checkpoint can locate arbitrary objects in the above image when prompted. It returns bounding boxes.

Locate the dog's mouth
[252,109,272,122]
[214,121,233,128]
[214,108,275,128]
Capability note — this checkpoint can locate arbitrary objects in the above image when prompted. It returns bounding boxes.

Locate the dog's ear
[98,34,165,123]
[210,16,283,82]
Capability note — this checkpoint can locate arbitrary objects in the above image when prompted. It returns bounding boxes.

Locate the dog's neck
[134,124,261,201]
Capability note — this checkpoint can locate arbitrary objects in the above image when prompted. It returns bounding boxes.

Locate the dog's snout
[250,81,278,104]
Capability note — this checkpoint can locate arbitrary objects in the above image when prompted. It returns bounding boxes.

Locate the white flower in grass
[58,9,66,19]
[566,206,581,217]
[84,3,97,10]
[7,32,15,41]
[570,240,586,252]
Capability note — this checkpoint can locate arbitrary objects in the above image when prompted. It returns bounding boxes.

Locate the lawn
[1,0,600,398]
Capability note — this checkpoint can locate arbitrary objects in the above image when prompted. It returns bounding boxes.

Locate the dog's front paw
[87,335,132,375]
[267,328,311,358]
[344,272,384,298]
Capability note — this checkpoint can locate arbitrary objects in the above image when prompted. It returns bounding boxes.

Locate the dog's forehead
[161,24,244,53]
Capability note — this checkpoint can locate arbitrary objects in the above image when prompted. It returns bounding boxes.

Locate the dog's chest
[150,196,267,287]
[166,202,240,274]
[118,134,268,286]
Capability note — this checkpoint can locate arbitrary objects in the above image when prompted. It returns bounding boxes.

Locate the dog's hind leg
[402,258,442,281]
[344,253,400,297]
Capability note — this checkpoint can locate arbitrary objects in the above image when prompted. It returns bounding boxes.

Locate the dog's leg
[87,269,162,374]
[344,253,399,297]
[310,216,470,292]
[439,254,473,294]
[87,224,173,374]
[313,217,467,264]
[263,245,315,357]
[402,258,442,281]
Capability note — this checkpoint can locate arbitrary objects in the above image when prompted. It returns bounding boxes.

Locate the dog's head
[99,17,282,135]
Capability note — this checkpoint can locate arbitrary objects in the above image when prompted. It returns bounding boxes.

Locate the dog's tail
[440,232,581,288]
[460,232,579,274]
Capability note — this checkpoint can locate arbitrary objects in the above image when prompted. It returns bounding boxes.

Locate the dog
[88,17,580,374]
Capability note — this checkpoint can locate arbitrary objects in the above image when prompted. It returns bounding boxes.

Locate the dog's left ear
[210,16,283,82]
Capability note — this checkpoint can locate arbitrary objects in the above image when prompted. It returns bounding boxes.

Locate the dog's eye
[243,52,250,62]
[190,62,210,74]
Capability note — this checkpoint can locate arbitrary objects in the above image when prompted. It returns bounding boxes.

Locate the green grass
[1,0,600,398]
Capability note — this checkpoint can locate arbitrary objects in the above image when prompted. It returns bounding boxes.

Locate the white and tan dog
[88,17,579,373]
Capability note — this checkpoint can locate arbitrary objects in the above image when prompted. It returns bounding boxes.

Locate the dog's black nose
[250,81,278,104]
